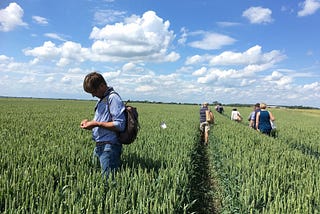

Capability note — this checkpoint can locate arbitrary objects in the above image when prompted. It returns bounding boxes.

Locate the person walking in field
[248,103,260,129]
[255,102,275,136]
[80,72,126,180]
[199,102,214,145]
[230,108,242,122]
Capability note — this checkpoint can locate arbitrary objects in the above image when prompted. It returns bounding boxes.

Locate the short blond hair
[260,103,267,109]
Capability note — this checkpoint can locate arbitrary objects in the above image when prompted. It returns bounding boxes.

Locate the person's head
[232,108,237,111]
[260,103,267,109]
[203,102,209,107]
[83,72,107,98]
[255,103,260,109]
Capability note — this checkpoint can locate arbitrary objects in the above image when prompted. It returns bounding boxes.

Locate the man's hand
[80,119,96,130]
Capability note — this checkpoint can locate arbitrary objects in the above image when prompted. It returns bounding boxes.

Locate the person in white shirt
[231,108,242,122]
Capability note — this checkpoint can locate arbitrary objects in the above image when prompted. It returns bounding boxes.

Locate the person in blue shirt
[248,103,260,129]
[80,72,126,180]
[255,102,275,136]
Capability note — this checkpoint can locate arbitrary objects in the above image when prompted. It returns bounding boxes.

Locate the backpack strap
[106,90,120,121]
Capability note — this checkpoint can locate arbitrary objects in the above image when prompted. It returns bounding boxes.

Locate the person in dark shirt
[256,102,275,136]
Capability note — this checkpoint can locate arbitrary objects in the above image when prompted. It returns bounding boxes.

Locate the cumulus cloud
[186,45,286,68]
[23,41,90,66]
[242,7,273,24]
[0,2,27,32]
[22,10,180,65]
[24,41,60,59]
[188,32,236,50]
[122,62,136,72]
[197,68,242,84]
[90,10,179,62]
[189,46,289,96]
[303,81,320,90]
[209,45,285,66]
[192,67,207,76]
[264,71,293,89]
[185,55,205,65]
[0,54,12,62]
[298,0,320,16]
[32,16,48,25]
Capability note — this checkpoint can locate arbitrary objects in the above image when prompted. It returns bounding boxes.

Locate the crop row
[209,107,320,213]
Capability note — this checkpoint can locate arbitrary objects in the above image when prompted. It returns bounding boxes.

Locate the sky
[1,0,320,108]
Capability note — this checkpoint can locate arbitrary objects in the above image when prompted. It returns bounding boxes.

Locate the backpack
[107,91,139,144]
[205,110,214,124]
[118,105,139,144]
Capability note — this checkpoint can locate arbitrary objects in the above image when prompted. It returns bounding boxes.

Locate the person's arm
[269,111,275,121]
[249,119,254,127]
[80,119,118,131]
[80,93,126,131]
[255,112,260,130]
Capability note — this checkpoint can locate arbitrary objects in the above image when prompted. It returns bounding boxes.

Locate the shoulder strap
[106,90,124,121]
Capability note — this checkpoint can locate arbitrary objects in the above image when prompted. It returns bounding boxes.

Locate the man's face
[90,83,106,99]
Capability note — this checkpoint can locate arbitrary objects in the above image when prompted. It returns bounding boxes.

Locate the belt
[96,141,112,146]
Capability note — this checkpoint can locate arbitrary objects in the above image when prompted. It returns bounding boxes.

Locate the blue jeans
[93,144,122,180]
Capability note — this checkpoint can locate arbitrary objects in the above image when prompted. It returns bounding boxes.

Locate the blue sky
[1,0,320,107]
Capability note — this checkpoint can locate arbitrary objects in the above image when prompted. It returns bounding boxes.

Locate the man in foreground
[80,72,126,180]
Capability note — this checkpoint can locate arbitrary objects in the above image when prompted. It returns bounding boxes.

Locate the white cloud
[24,41,60,60]
[298,0,320,16]
[135,85,156,92]
[102,70,121,79]
[265,71,283,81]
[44,33,66,41]
[210,45,285,65]
[242,7,273,24]
[0,2,27,32]
[122,62,136,72]
[19,75,35,83]
[32,16,48,25]
[23,41,90,66]
[188,32,236,50]
[303,81,320,90]
[0,55,11,61]
[23,10,180,65]
[186,45,286,67]
[178,27,188,45]
[185,55,204,65]
[192,67,207,76]
[264,71,293,89]
[90,10,179,62]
